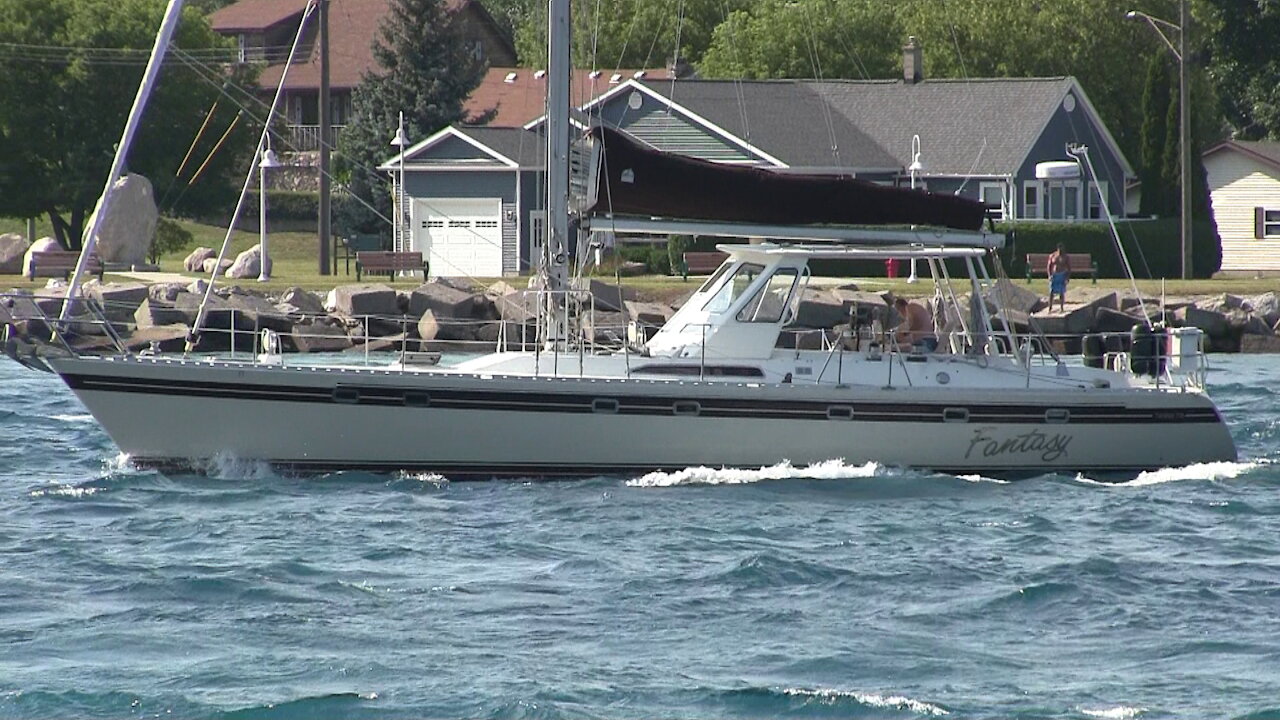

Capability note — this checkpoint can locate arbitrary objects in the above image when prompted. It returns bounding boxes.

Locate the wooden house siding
[1205,151,1280,271]
[602,97,763,164]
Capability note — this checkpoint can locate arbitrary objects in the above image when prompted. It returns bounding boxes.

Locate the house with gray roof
[382,43,1135,278]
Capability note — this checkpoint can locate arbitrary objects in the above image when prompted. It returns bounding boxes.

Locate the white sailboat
[2,0,1236,477]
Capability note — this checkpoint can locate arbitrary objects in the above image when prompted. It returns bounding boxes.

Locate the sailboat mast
[544,0,571,292]
[59,0,187,323]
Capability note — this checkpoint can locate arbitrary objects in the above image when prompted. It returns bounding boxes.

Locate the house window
[1085,181,1109,220]
[1023,183,1040,219]
[1258,208,1280,238]
[979,182,1007,221]
[530,210,546,249]
[1044,181,1080,220]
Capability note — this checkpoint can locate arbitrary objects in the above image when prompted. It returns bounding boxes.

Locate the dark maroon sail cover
[584,125,987,232]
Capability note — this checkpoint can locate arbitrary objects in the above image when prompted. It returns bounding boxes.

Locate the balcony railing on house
[287,124,345,152]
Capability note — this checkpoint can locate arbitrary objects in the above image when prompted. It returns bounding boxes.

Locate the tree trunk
[47,209,71,250]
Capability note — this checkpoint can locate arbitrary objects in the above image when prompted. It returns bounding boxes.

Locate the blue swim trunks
[1050,271,1068,295]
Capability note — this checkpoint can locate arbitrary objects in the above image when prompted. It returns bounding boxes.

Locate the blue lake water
[1,354,1278,719]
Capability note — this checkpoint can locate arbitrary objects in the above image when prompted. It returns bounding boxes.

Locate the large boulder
[22,237,61,278]
[134,297,189,328]
[582,278,636,313]
[183,247,216,273]
[1240,332,1280,353]
[223,290,293,332]
[624,300,673,329]
[985,278,1043,315]
[149,282,187,303]
[289,318,353,353]
[124,323,191,353]
[202,257,232,276]
[1174,305,1229,338]
[85,173,158,266]
[1248,291,1280,327]
[85,282,148,323]
[1093,306,1144,334]
[416,308,475,341]
[327,284,399,318]
[493,289,539,324]
[408,281,474,319]
[0,232,30,274]
[793,287,848,328]
[277,287,326,318]
[226,244,269,279]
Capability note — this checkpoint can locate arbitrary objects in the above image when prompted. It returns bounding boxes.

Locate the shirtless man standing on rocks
[1046,243,1072,312]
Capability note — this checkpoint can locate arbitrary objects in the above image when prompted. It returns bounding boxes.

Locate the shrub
[151,217,194,263]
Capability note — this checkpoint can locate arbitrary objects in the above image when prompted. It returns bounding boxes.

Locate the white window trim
[1264,208,1280,238]
[979,181,1009,221]
[1022,181,1041,220]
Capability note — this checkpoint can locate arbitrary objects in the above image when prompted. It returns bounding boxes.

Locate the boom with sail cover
[581,125,987,232]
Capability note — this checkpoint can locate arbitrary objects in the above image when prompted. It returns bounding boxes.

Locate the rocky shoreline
[4,275,1280,355]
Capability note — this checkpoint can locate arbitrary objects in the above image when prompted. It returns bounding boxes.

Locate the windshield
[702,262,765,314]
[736,267,799,323]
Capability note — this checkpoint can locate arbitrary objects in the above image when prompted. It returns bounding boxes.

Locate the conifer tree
[1137,55,1171,218]
[337,0,488,236]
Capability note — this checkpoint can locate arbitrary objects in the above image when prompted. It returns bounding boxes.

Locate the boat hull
[48,355,1237,478]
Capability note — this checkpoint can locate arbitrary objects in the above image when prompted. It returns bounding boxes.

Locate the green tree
[700,0,901,79]
[337,0,487,235]
[1138,54,1172,217]
[1201,0,1280,140]
[0,0,255,249]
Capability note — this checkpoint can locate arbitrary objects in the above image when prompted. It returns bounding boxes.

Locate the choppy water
[2,354,1278,719]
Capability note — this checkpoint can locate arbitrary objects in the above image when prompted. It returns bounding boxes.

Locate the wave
[626,459,885,487]
[1075,460,1264,487]
[780,687,949,716]
[49,413,94,423]
[28,484,102,499]
[214,691,379,720]
[1081,707,1147,719]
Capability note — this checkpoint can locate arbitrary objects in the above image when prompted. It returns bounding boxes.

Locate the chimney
[903,36,922,84]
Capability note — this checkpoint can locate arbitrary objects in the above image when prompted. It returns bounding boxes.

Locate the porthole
[673,401,701,417]
[942,407,969,423]
[592,398,620,414]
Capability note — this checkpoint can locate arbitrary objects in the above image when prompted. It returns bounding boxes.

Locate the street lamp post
[1127,0,1192,279]
[390,111,408,256]
[258,141,281,282]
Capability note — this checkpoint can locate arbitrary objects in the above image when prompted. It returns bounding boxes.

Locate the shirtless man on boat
[893,297,937,351]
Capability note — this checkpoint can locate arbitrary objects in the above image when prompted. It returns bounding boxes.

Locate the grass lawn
[4,217,1278,302]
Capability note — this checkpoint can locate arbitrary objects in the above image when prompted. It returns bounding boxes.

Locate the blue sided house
[381,41,1135,278]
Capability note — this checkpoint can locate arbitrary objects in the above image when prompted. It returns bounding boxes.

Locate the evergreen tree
[1137,54,1171,217]
[1160,79,1181,219]
[337,0,488,236]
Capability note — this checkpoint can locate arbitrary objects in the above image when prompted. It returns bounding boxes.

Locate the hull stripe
[61,372,1223,425]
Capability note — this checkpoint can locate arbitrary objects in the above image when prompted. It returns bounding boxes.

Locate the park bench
[681,251,729,280]
[27,251,104,281]
[355,251,429,282]
[337,233,385,275]
[1025,252,1098,284]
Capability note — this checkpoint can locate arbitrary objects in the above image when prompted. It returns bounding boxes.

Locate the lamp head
[259,148,281,169]
[1125,10,1138,19]
[390,127,408,147]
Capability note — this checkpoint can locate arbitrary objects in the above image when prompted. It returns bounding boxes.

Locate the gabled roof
[379,125,541,170]
[813,77,1115,177]
[635,79,900,170]
[464,67,672,127]
[1203,139,1280,173]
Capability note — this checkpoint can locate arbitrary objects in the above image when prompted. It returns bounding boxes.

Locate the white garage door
[411,198,503,278]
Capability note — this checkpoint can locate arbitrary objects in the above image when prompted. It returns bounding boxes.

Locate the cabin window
[736,268,799,323]
[702,262,764,314]
[1258,208,1280,238]
[695,261,732,294]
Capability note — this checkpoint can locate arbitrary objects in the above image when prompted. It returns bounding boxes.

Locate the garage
[410,197,504,278]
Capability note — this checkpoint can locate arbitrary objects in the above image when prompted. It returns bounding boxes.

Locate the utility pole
[1178,0,1192,279]
[318,0,332,275]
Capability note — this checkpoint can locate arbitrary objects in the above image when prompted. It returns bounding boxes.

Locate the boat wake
[1076,459,1266,487]
[780,687,949,716]
[1080,706,1147,719]
[626,459,886,487]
